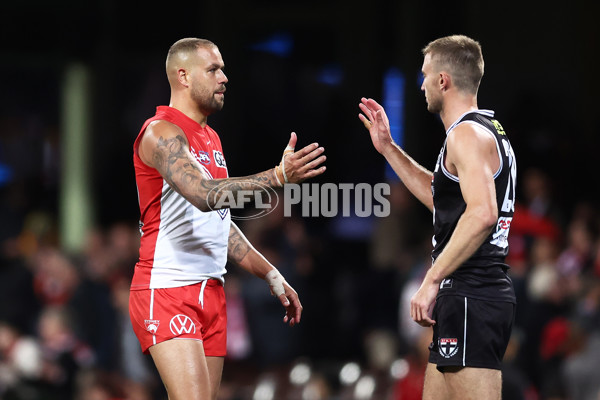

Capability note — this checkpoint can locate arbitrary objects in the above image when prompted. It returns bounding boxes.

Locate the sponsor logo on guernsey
[197,151,211,165]
[144,319,160,334]
[213,150,226,168]
[439,338,459,358]
[169,314,196,335]
[190,147,211,165]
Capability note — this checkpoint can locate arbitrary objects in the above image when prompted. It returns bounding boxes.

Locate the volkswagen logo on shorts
[169,314,196,335]
[207,180,279,220]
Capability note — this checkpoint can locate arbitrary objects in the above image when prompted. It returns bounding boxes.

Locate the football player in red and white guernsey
[130,38,326,400]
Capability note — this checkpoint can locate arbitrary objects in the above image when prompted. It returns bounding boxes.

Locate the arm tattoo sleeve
[228,223,251,265]
[152,134,280,211]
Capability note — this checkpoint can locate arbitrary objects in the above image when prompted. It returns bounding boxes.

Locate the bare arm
[359,97,434,211]
[139,120,326,212]
[228,222,302,326]
[410,123,500,326]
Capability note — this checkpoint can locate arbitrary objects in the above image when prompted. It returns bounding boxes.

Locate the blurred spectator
[501,329,536,400]
[509,168,562,274]
[0,235,39,334]
[369,181,430,273]
[31,247,80,306]
[110,276,155,392]
[556,217,595,279]
[0,321,43,398]
[392,328,431,400]
[37,305,95,399]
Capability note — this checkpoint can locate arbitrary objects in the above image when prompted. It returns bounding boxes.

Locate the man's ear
[177,68,189,88]
[439,72,451,92]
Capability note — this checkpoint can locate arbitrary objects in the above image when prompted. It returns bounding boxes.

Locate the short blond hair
[166,38,216,68]
[422,35,484,95]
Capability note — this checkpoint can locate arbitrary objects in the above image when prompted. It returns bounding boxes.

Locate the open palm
[358,97,394,154]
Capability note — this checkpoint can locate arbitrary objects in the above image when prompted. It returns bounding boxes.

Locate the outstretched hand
[358,97,394,154]
[275,132,326,184]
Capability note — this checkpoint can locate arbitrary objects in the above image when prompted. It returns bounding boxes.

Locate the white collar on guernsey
[445,109,495,135]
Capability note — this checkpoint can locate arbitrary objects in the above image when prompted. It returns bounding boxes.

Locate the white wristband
[281,145,294,184]
[274,166,283,187]
[281,157,289,184]
[265,269,286,297]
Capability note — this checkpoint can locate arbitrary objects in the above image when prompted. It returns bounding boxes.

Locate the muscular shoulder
[446,123,498,174]
[139,120,189,167]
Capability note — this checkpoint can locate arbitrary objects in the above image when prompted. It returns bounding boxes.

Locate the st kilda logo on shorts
[169,314,197,335]
[439,338,459,358]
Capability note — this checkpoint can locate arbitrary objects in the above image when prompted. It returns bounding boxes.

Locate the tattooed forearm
[153,135,203,195]
[199,170,280,208]
[228,223,251,265]
[152,134,280,212]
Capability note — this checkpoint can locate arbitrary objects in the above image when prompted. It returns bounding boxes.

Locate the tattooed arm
[228,221,302,326]
[138,120,326,212]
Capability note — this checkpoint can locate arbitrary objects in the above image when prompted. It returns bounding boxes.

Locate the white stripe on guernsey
[150,289,156,345]
[463,297,468,366]
[441,120,504,182]
[199,280,208,309]
[200,164,213,179]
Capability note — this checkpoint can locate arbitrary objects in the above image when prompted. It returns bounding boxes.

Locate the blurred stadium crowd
[1,158,600,400]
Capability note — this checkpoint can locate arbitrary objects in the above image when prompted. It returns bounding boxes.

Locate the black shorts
[428,295,515,371]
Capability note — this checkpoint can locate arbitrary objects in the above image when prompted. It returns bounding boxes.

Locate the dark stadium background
[1,0,599,399]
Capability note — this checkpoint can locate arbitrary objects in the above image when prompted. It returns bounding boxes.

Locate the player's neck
[439,93,478,131]
[169,96,209,127]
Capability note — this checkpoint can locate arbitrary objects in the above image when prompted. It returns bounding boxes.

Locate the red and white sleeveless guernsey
[132,106,231,290]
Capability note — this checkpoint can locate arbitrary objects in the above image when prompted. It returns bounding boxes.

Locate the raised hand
[358,97,394,155]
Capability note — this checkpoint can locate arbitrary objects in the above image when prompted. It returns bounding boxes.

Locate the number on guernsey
[491,139,516,249]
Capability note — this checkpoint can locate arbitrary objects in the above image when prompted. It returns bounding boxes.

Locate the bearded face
[188,46,228,116]
[190,78,225,115]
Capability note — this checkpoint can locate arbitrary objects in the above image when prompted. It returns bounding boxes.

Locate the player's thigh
[422,362,448,400]
[206,356,224,400]
[445,366,502,400]
[149,338,211,400]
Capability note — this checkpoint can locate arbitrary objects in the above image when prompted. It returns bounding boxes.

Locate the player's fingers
[359,114,373,130]
[300,166,327,180]
[360,97,373,109]
[358,103,374,121]
[415,304,422,323]
[299,146,325,165]
[366,98,383,110]
[303,155,327,171]
[292,297,302,324]
[278,293,290,307]
[292,142,320,159]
